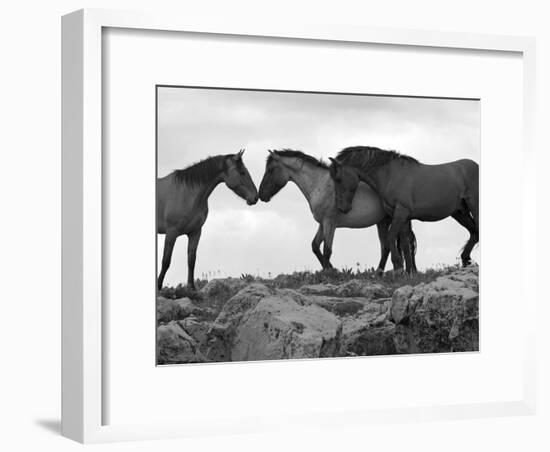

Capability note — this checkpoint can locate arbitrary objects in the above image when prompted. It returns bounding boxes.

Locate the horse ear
[237,149,245,158]
[329,157,339,166]
[270,151,281,161]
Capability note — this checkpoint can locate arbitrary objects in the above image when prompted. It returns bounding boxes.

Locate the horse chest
[310,196,330,223]
[166,204,208,235]
[184,207,208,231]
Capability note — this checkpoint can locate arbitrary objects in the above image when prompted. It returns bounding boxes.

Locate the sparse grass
[159,264,463,300]
[263,264,462,292]
[240,273,257,283]
[159,280,207,301]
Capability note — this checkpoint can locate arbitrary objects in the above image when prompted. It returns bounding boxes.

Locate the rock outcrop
[157,321,206,364]
[156,266,479,364]
[390,267,479,353]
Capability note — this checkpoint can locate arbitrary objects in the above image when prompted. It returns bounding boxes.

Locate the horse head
[329,158,359,214]
[259,150,292,202]
[223,149,259,205]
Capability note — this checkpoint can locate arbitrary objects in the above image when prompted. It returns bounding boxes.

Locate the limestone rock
[156,297,195,324]
[206,284,341,361]
[389,266,479,353]
[157,267,479,364]
[231,294,342,361]
[157,321,206,364]
[200,277,248,302]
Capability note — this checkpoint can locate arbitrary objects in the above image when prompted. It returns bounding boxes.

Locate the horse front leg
[322,220,336,269]
[187,229,202,290]
[311,224,327,269]
[158,230,178,290]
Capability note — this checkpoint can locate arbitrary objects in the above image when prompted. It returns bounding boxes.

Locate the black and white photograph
[155,86,480,365]
[5,0,547,449]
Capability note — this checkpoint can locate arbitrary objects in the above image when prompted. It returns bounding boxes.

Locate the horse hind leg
[463,182,479,232]
[451,209,478,266]
[464,190,479,230]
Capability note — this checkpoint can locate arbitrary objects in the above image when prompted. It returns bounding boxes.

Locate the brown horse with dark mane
[329,146,478,273]
[157,150,258,290]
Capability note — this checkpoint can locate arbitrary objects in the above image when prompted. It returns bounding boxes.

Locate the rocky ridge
[156,266,479,364]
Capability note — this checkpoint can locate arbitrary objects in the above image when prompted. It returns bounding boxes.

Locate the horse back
[379,159,478,220]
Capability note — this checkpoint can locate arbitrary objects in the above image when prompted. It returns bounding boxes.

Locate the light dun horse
[329,146,479,273]
[157,150,258,290]
[259,149,417,273]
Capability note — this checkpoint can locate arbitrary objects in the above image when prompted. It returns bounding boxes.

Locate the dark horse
[157,150,258,290]
[259,149,417,273]
[329,146,478,273]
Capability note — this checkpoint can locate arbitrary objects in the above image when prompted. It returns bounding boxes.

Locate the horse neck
[285,160,329,206]
[357,164,386,193]
[201,174,225,201]
[176,164,225,204]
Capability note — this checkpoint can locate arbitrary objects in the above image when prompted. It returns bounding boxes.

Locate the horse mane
[268,148,329,169]
[336,146,419,170]
[173,154,234,186]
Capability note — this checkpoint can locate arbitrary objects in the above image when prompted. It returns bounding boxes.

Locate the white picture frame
[62,8,537,443]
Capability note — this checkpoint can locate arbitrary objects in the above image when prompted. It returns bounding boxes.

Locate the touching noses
[258,184,269,202]
[247,192,259,206]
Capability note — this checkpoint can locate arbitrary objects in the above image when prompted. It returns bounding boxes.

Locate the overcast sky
[157,86,479,286]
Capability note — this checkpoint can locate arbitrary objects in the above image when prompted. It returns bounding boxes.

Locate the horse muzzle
[338,205,352,214]
[247,194,259,206]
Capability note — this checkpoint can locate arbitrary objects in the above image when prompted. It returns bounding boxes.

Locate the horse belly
[413,194,461,221]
